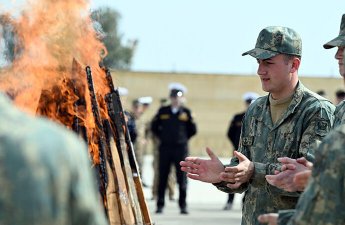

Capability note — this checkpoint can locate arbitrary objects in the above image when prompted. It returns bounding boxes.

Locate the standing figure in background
[151,98,176,201]
[316,90,326,98]
[224,91,259,210]
[335,89,345,105]
[136,96,153,187]
[126,99,143,145]
[151,83,197,215]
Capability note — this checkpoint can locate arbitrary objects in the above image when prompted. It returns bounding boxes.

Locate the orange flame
[0,0,113,165]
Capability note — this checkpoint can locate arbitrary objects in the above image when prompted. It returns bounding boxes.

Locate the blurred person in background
[335,89,345,105]
[151,82,197,215]
[151,97,177,201]
[136,96,153,187]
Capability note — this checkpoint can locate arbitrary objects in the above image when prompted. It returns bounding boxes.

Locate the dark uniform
[227,112,245,150]
[151,103,196,213]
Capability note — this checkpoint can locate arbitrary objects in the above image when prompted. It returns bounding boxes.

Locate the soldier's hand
[293,170,312,191]
[280,157,313,171]
[296,157,313,169]
[180,147,224,183]
[221,151,254,189]
[257,213,278,225]
[265,157,311,192]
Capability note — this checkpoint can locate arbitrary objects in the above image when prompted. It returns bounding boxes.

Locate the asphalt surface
[141,155,243,225]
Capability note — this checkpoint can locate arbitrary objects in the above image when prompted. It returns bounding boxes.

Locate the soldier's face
[256,54,296,99]
[170,96,183,107]
[335,46,345,78]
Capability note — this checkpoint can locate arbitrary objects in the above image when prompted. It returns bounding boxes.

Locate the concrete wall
[111,70,343,157]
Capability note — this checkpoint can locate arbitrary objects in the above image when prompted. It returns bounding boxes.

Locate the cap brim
[323,35,345,49]
[242,48,279,59]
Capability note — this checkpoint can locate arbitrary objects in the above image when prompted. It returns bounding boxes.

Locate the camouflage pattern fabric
[323,14,345,49]
[277,99,345,224]
[333,100,345,128]
[242,26,302,59]
[133,115,147,172]
[0,94,108,225]
[215,82,335,225]
[279,124,345,225]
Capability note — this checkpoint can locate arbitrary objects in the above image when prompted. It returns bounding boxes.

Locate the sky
[90,0,345,77]
[1,0,345,77]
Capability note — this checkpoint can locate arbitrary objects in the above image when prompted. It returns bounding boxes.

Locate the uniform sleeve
[186,109,197,139]
[299,104,334,162]
[286,128,345,225]
[278,210,296,225]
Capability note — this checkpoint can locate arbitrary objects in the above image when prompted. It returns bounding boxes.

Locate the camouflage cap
[242,26,302,59]
[323,14,345,49]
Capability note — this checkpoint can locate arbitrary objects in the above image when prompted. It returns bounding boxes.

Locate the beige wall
[111,70,343,157]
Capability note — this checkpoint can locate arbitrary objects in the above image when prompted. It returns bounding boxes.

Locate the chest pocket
[160,114,170,120]
[242,117,262,147]
[178,112,189,121]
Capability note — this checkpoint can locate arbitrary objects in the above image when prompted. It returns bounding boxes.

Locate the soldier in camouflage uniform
[262,16,345,194]
[0,93,108,225]
[180,26,335,225]
[258,14,345,225]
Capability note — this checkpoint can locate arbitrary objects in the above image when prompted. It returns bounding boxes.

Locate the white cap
[118,87,129,96]
[168,82,187,93]
[138,96,153,105]
[242,92,259,102]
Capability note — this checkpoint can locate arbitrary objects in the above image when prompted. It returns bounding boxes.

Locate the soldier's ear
[290,57,300,73]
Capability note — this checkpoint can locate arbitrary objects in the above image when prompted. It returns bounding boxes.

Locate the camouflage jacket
[277,98,345,224]
[278,124,345,225]
[215,82,335,225]
[333,100,345,128]
[0,94,108,225]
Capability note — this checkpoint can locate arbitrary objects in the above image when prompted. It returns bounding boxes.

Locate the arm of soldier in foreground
[180,147,225,183]
[260,126,345,225]
[283,127,345,225]
[0,113,108,225]
[265,157,313,192]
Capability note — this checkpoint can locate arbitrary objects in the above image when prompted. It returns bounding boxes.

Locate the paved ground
[141,155,243,225]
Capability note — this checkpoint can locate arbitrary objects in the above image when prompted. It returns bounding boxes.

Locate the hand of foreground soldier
[180,147,225,183]
[221,151,254,189]
[293,170,312,190]
[257,213,278,225]
[265,157,312,192]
